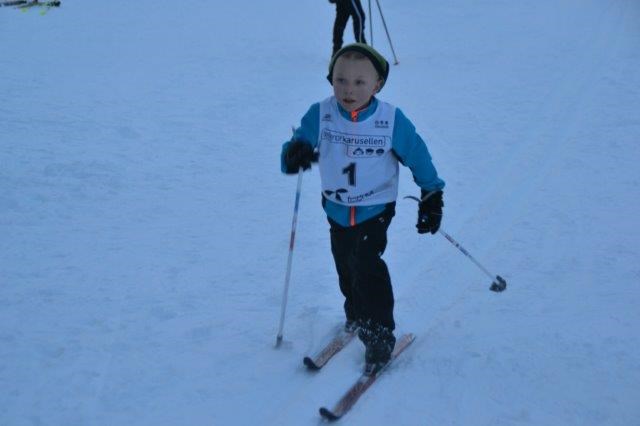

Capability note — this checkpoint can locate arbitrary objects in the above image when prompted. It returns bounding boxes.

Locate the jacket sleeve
[280,103,321,173]
[391,108,445,191]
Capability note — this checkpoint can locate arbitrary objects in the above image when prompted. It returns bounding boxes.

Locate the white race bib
[318,97,398,206]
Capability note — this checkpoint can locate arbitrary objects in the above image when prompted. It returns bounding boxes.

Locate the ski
[21,1,60,7]
[0,0,61,8]
[319,333,415,421]
[16,0,59,15]
[303,327,357,370]
[0,0,26,6]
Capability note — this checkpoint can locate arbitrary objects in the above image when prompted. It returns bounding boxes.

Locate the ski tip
[319,407,341,421]
[303,356,321,371]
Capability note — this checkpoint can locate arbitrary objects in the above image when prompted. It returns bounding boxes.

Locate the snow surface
[1,0,639,425]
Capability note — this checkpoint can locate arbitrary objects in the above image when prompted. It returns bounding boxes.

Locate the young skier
[280,43,445,375]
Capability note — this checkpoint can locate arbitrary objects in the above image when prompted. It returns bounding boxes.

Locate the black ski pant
[328,204,395,332]
[332,0,367,55]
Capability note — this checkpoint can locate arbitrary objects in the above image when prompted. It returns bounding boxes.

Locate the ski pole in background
[405,196,507,292]
[275,128,304,348]
[375,0,399,65]
[368,0,373,47]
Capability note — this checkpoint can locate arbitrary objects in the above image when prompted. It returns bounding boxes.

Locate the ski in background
[1,0,61,14]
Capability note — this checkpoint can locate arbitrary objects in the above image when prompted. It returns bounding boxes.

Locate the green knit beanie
[327,43,390,90]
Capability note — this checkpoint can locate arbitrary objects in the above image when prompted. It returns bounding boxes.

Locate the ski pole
[375,0,399,65]
[438,229,507,292]
[404,195,507,292]
[368,0,373,47]
[276,129,304,348]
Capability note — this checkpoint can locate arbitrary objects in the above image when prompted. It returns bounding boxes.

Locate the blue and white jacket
[281,96,445,227]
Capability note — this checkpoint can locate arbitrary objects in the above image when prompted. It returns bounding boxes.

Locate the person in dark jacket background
[330,0,367,56]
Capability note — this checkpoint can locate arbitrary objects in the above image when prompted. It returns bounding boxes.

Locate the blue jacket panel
[281,97,445,227]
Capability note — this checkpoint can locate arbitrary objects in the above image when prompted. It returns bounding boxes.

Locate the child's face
[332,56,382,112]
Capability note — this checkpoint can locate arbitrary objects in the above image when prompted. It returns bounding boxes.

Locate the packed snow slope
[1,0,639,425]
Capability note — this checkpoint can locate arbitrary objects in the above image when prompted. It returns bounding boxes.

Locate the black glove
[284,141,316,173]
[416,190,443,234]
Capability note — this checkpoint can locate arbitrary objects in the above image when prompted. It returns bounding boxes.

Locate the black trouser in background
[332,0,367,55]
[328,203,395,333]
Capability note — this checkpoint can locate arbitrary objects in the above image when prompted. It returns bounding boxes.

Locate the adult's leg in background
[349,0,367,44]
[332,0,351,55]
